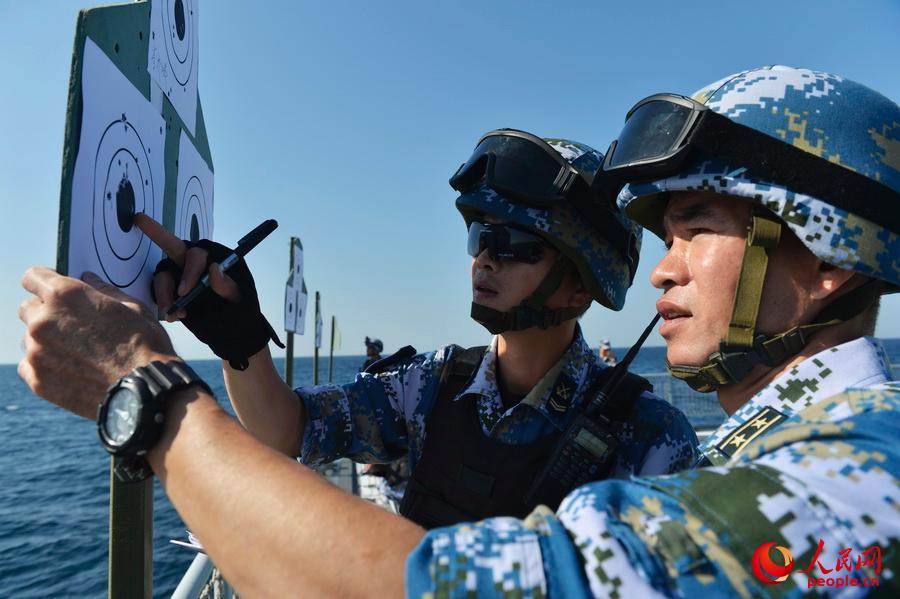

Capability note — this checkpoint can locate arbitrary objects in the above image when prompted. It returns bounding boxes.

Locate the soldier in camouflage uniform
[299,132,698,526]
[404,66,900,596]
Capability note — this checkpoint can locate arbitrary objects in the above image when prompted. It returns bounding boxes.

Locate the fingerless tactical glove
[152,240,284,370]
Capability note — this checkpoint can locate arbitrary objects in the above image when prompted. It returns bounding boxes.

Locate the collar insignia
[549,380,572,413]
[715,406,787,458]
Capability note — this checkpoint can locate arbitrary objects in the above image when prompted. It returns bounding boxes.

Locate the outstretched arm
[150,385,422,598]
[18,266,423,597]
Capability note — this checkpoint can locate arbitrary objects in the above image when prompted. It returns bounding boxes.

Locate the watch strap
[113,455,155,484]
[107,360,213,483]
[135,360,214,398]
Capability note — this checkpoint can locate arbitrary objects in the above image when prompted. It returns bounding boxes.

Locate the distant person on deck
[360,336,383,372]
[598,338,617,365]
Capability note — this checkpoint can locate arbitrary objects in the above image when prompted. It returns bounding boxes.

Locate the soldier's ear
[810,261,857,302]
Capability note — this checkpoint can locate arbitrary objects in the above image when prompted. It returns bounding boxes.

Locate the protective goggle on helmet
[600,93,897,233]
[452,128,638,278]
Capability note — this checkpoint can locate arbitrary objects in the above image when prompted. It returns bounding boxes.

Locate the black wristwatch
[97,360,213,483]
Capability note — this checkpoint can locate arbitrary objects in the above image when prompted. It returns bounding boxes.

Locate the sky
[1,0,899,365]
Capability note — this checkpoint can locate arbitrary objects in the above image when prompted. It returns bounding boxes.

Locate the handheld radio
[524,313,661,509]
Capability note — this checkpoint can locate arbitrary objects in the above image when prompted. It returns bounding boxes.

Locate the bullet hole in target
[174,0,186,41]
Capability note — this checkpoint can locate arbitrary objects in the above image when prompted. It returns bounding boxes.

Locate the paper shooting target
[162,0,195,88]
[284,284,297,332]
[148,0,200,134]
[174,130,214,243]
[296,280,308,334]
[66,38,165,310]
[91,116,157,287]
[177,175,212,242]
[283,239,307,334]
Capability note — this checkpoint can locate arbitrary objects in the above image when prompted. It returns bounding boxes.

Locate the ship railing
[170,553,235,599]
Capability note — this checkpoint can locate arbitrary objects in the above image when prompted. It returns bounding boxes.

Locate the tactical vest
[399,346,648,529]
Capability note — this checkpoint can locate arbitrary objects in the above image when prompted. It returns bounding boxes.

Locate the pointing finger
[134,213,187,265]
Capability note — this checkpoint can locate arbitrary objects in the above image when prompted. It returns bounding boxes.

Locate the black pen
[167,219,278,315]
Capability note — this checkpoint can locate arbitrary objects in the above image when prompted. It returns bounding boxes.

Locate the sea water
[1,342,898,597]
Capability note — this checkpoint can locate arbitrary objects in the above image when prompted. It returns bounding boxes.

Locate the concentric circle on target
[178,175,211,243]
[162,0,195,87]
[92,117,156,288]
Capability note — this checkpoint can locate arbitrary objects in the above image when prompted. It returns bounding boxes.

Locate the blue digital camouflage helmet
[454,132,642,333]
[617,65,900,391]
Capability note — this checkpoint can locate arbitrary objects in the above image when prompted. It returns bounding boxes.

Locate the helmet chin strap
[471,254,587,334]
[667,207,884,393]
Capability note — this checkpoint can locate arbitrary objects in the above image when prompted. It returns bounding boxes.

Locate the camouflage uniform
[405,67,900,596]
[298,325,698,478]
[406,337,898,597]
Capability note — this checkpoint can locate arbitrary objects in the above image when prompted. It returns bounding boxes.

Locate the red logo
[750,540,883,589]
[751,542,794,584]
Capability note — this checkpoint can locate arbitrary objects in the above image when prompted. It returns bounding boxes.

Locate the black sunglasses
[467,222,547,264]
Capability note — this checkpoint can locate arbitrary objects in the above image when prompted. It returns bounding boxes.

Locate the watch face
[104,387,141,446]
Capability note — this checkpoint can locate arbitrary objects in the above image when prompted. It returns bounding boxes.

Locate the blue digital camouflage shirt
[297,325,698,480]
[406,336,900,597]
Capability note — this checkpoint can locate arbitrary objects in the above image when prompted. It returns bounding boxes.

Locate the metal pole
[108,457,153,599]
[328,316,335,383]
[285,237,297,387]
[313,291,320,385]
[285,332,294,387]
